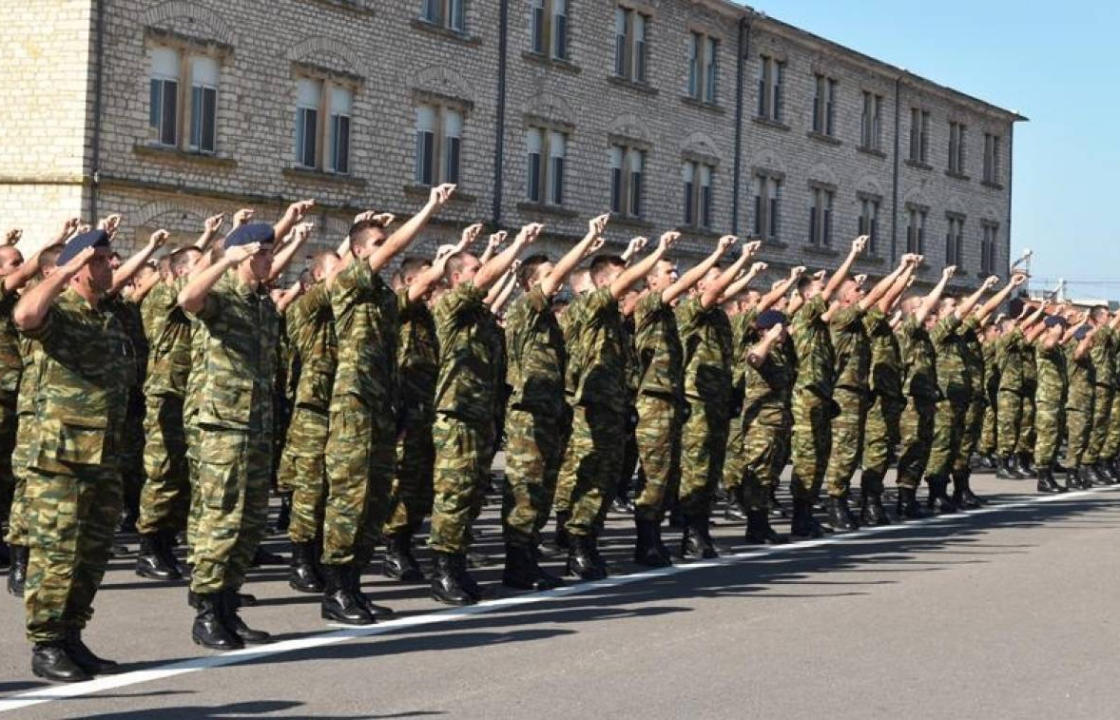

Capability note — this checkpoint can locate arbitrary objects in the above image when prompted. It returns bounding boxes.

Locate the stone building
[0,0,1024,288]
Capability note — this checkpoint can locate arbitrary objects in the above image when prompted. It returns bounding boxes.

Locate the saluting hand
[460,222,484,249]
[588,213,610,238]
[430,183,457,207]
[149,229,170,248]
[4,228,21,245]
[204,213,225,234]
[233,208,255,227]
[224,242,261,264]
[658,231,681,251]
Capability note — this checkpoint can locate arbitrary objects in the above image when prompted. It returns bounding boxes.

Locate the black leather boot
[382,532,425,582]
[860,491,891,526]
[951,471,982,510]
[1008,454,1031,479]
[347,563,394,617]
[63,630,119,675]
[1064,467,1082,491]
[136,533,179,581]
[895,486,925,519]
[1037,466,1064,494]
[1018,453,1036,476]
[1097,462,1118,483]
[825,496,859,532]
[1084,463,1105,486]
[503,542,563,591]
[1078,465,1096,488]
[250,546,286,567]
[540,511,571,557]
[926,476,958,514]
[221,589,271,643]
[996,455,1019,479]
[746,510,788,545]
[723,493,747,521]
[272,492,292,533]
[430,552,475,606]
[566,534,607,580]
[288,541,324,593]
[681,513,718,560]
[789,499,823,539]
[634,516,672,567]
[768,488,788,519]
[191,592,243,650]
[31,642,90,683]
[7,544,27,596]
[0,541,9,568]
[321,564,375,623]
[979,453,997,470]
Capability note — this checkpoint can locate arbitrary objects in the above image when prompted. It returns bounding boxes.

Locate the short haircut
[168,246,201,275]
[445,252,474,277]
[398,254,430,280]
[310,249,339,279]
[796,275,814,293]
[589,254,625,285]
[38,243,65,273]
[348,217,389,249]
[518,253,551,291]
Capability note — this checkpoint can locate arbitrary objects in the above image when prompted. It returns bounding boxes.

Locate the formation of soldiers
[2,187,1119,685]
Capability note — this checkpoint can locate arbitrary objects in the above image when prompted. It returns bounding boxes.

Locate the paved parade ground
[2,469,1119,720]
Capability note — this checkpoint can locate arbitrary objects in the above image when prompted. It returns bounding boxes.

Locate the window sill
[806,131,841,147]
[282,167,367,187]
[607,212,654,230]
[858,254,886,266]
[945,170,971,182]
[517,201,580,218]
[905,159,933,172]
[680,225,722,238]
[752,116,790,132]
[759,239,787,250]
[133,144,237,169]
[411,18,482,46]
[308,0,374,15]
[522,51,580,74]
[403,183,477,204]
[982,180,1005,191]
[681,96,725,114]
[857,146,887,159]
[802,244,839,258]
[607,76,658,96]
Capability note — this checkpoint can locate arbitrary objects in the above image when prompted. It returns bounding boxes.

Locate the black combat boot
[1097,461,1118,483]
[250,545,286,567]
[746,510,788,545]
[503,542,563,591]
[272,492,292,533]
[566,534,608,580]
[1009,454,1032,479]
[768,487,788,519]
[430,552,475,606]
[63,630,119,675]
[789,499,823,539]
[1065,466,1082,491]
[221,589,271,643]
[926,476,958,514]
[136,533,179,581]
[951,470,982,510]
[895,486,925,519]
[539,510,571,558]
[723,492,747,521]
[825,496,859,532]
[860,491,891,526]
[347,563,393,617]
[0,540,9,568]
[7,544,27,596]
[680,514,718,560]
[1084,463,1105,485]
[1018,453,1036,476]
[288,541,323,593]
[31,642,90,683]
[633,516,672,567]
[979,453,997,470]
[996,455,1020,480]
[1037,465,1064,494]
[321,564,375,623]
[382,531,425,582]
[191,592,243,650]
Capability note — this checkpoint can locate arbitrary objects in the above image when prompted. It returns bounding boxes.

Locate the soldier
[977,321,1003,468]
[1101,311,1120,478]
[1016,315,1040,476]
[13,230,131,682]
[995,305,1030,479]
[501,215,607,590]
[1083,306,1117,483]
[134,215,223,581]
[1064,318,1098,488]
[320,185,453,625]
[1033,314,1071,493]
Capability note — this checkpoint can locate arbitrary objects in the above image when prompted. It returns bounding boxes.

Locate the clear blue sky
[746,0,1118,300]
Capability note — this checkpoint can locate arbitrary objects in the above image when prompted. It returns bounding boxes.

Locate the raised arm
[408,223,483,302]
[663,235,736,305]
[13,247,96,331]
[475,223,540,291]
[110,230,168,295]
[879,255,919,313]
[177,242,260,315]
[479,231,505,266]
[974,272,1026,324]
[822,235,868,303]
[275,279,304,314]
[758,265,805,314]
[914,266,954,325]
[747,323,785,368]
[620,236,648,267]
[956,274,1000,320]
[487,260,520,312]
[610,231,676,300]
[272,199,315,245]
[540,214,610,298]
[195,213,225,251]
[2,243,47,294]
[128,267,162,304]
[720,259,767,304]
[369,184,456,274]
[269,222,314,282]
[702,240,759,308]
[859,257,909,312]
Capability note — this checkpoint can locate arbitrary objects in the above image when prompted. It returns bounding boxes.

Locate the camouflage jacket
[792,295,835,396]
[567,287,628,414]
[676,296,733,405]
[329,260,399,414]
[931,314,970,403]
[741,336,793,427]
[286,283,337,413]
[996,328,1024,393]
[397,289,439,415]
[632,291,684,402]
[959,316,985,403]
[141,278,193,398]
[0,283,22,402]
[1089,326,1115,388]
[863,307,901,400]
[1066,342,1095,411]
[899,316,939,401]
[505,286,566,413]
[1035,342,1067,409]
[831,306,870,392]
[434,282,496,424]
[104,294,145,391]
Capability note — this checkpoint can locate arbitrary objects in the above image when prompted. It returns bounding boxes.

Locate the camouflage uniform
[136,278,192,536]
[789,296,835,501]
[188,274,279,595]
[979,339,1000,457]
[896,317,939,489]
[0,284,21,538]
[1033,342,1068,468]
[722,310,756,500]
[105,295,148,519]
[276,284,335,545]
[676,297,733,517]
[22,289,131,644]
[955,317,987,474]
[1016,342,1038,457]
[631,292,684,521]
[1085,326,1115,466]
[1064,341,1095,469]
[1104,336,1120,462]
[861,308,903,479]
[996,328,1025,458]
[323,261,398,566]
[501,287,568,546]
[556,287,629,537]
[927,314,970,478]
[183,315,205,565]
[823,306,871,498]
[732,332,793,510]
[428,282,498,554]
[5,335,41,548]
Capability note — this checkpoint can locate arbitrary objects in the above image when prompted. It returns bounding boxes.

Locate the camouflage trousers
[733,417,789,511]
[1086,385,1115,464]
[980,401,998,456]
[927,399,966,477]
[189,427,272,595]
[789,388,832,501]
[633,394,683,522]
[824,388,871,498]
[896,397,935,489]
[1063,407,1093,468]
[276,405,328,544]
[557,404,627,538]
[136,394,189,536]
[1016,391,1037,456]
[1103,390,1120,460]
[427,414,490,554]
[185,418,201,566]
[954,399,985,474]
[120,388,147,514]
[322,395,395,566]
[862,393,903,476]
[383,410,436,538]
[722,415,744,495]
[1034,402,1065,468]
[678,397,730,518]
[0,396,16,535]
[24,465,122,643]
[5,411,37,547]
[501,406,569,546]
[996,390,1024,457]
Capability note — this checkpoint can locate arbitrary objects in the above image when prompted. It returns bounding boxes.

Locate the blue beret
[1074,326,1090,341]
[756,310,787,330]
[225,222,275,249]
[1043,315,1066,329]
[57,229,110,266]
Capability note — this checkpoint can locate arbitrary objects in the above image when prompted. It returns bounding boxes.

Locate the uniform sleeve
[19,303,63,344]
[930,314,961,346]
[193,289,226,325]
[584,287,616,322]
[831,306,863,330]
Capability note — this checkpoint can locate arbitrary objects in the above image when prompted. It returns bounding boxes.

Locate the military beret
[225,222,275,249]
[1043,315,1067,329]
[57,229,110,266]
[756,309,787,330]
[1074,326,1090,341]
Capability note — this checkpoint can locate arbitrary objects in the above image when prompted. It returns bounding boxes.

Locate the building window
[949,122,967,175]
[946,214,965,267]
[187,56,218,154]
[858,196,881,255]
[909,108,930,164]
[981,222,999,274]
[984,133,1002,184]
[906,206,927,254]
[294,78,321,169]
[756,55,784,122]
[812,75,837,136]
[526,127,566,205]
[415,103,463,186]
[610,143,645,218]
[688,33,718,104]
[860,91,882,151]
[614,6,649,83]
[149,47,180,147]
[421,0,465,32]
[530,0,567,59]
[681,161,713,229]
[808,186,834,247]
[328,86,352,174]
[753,174,781,241]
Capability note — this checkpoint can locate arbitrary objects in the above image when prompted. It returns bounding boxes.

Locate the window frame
[414,100,467,187]
[610,141,646,218]
[753,172,782,242]
[808,184,835,248]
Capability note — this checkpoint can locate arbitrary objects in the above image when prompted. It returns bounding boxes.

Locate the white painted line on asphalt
[1,484,1115,714]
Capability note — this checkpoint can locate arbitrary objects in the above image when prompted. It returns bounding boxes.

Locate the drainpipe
[731,15,749,235]
[90,0,106,222]
[890,73,902,267]
[1005,125,1015,278]
[491,0,509,227]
